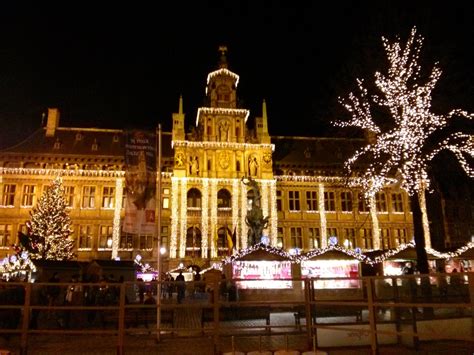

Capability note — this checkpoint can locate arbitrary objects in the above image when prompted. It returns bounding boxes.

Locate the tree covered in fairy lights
[20,177,75,260]
[335,27,473,273]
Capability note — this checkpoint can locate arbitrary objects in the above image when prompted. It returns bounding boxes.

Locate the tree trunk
[410,194,429,274]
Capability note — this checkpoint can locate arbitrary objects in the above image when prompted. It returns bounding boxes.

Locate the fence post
[365,277,378,355]
[212,278,220,354]
[117,282,126,355]
[304,278,314,348]
[20,282,31,355]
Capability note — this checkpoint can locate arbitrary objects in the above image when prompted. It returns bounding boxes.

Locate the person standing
[176,271,185,304]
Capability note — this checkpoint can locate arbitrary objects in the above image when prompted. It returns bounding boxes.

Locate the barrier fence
[0,273,473,354]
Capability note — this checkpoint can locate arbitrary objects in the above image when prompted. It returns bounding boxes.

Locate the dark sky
[0,1,473,148]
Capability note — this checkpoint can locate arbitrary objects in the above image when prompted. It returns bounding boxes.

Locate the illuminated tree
[23,177,75,260]
[335,27,473,273]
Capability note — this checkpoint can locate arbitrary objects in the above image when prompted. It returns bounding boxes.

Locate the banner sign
[123,130,156,235]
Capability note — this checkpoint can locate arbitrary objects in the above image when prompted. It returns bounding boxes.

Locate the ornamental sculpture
[242,176,269,246]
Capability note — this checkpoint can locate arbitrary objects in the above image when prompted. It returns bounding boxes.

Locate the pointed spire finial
[179,95,183,115]
[218,45,228,69]
[262,99,267,120]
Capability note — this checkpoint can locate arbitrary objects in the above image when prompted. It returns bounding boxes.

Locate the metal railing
[0,273,473,354]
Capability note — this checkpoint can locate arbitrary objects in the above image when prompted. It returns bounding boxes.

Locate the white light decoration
[207,68,240,87]
[179,178,187,258]
[302,244,369,264]
[333,26,473,250]
[172,139,274,152]
[210,179,218,258]
[369,195,380,250]
[418,182,431,249]
[260,180,269,237]
[269,180,278,246]
[223,242,297,265]
[201,179,209,258]
[196,107,250,126]
[0,167,125,178]
[240,181,248,250]
[170,178,179,258]
[111,177,123,260]
[318,183,327,248]
[232,179,240,250]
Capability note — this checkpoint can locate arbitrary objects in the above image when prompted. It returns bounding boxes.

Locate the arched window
[217,189,231,209]
[185,226,202,257]
[217,226,232,256]
[187,188,202,208]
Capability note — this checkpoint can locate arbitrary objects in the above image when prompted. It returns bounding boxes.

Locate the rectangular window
[288,191,300,211]
[64,186,75,207]
[161,236,168,251]
[342,228,356,248]
[79,225,93,249]
[327,227,338,243]
[375,192,387,212]
[308,227,320,249]
[0,224,12,247]
[277,227,284,248]
[393,228,407,246]
[391,193,404,212]
[163,188,170,209]
[21,184,36,207]
[381,228,391,249]
[290,227,302,248]
[120,233,134,249]
[2,184,16,206]
[99,225,113,249]
[360,229,373,249]
[139,235,153,250]
[276,190,282,211]
[82,186,96,208]
[358,193,370,212]
[305,191,318,211]
[324,191,335,211]
[340,191,353,212]
[102,186,115,209]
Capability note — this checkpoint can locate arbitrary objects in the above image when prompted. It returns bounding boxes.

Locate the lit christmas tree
[24,176,75,260]
[335,27,473,273]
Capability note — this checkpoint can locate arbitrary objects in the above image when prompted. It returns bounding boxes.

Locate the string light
[201,179,209,258]
[240,181,248,250]
[196,107,250,126]
[170,177,179,258]
[172,139,274,152]
[0,167,125,178]
[369,195,380,250]
[223,242,297,265]
[207,68,240,87]
[318,183,327,248]
[232,179,240,250]
[179,178,187,258]
[111,177,123,260]
[269,180,278,246]
[210,179,217,257]
[302,244,369,264]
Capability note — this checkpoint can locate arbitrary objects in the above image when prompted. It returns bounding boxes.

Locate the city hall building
[0,51,416,270]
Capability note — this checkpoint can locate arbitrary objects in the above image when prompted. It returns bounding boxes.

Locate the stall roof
[452,246,474,260]
[301,246,367,262]
[224,243,294,264]
[385,246,443,261]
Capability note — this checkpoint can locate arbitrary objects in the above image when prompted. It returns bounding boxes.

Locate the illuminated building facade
[0,49,418,269]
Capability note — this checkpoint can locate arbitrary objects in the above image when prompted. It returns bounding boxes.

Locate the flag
[226,228,233,255]
[232,227,237,251]
[214,226,219,250]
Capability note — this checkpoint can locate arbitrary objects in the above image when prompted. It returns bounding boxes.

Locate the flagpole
[156,123,162,342]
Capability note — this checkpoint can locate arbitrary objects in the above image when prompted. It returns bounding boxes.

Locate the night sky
[0,1,473,149]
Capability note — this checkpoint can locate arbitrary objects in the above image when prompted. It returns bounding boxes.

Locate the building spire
[218,45,228,69]
[179,95,183,115]
[262,99,267,121]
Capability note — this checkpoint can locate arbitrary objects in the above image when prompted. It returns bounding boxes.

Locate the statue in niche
[242,176,269,246]
[189,156,199,175]
[248,156,259,177]
[219,120,230,141]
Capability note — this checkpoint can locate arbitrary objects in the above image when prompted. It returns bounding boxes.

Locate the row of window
[277,226,409,250]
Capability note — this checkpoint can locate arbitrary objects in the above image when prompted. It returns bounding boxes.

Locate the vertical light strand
[369,195,380,250]
[201,179,209,258]
[232,179,240,250]
[240,181,248,250]
[179,178,187,258]
[318,183,327,248]
[418,184,431,249]
[170,177,179,258]
[261,180,269,237]
[111,177,123,260]
[210,179,218,257]
[269,179,278,246]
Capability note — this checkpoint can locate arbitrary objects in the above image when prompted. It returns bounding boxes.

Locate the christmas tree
[24,176,76,260]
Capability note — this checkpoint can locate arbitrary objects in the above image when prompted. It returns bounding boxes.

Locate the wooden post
[20,282,31,355]
[366,277,379,355]
[304,279,314,348]
[213,278,220,353]
[117,282,126,355]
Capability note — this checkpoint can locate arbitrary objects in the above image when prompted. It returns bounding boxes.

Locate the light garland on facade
[210,179,218,258]
[172,139,274,152]
[261,180,269,237]
[196,107,250,126]
[207,68,240,87]
[170,178,179,258]
[318,183,327,248]
[0,167,125,178]
[302,244,369,264]
[269,180,278,246]
[369,195,380,250]
[111,177,123,260]
[201,179,209,258]
[179,178,187,258]
[240,181,248,250]
[232,179,240,250]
